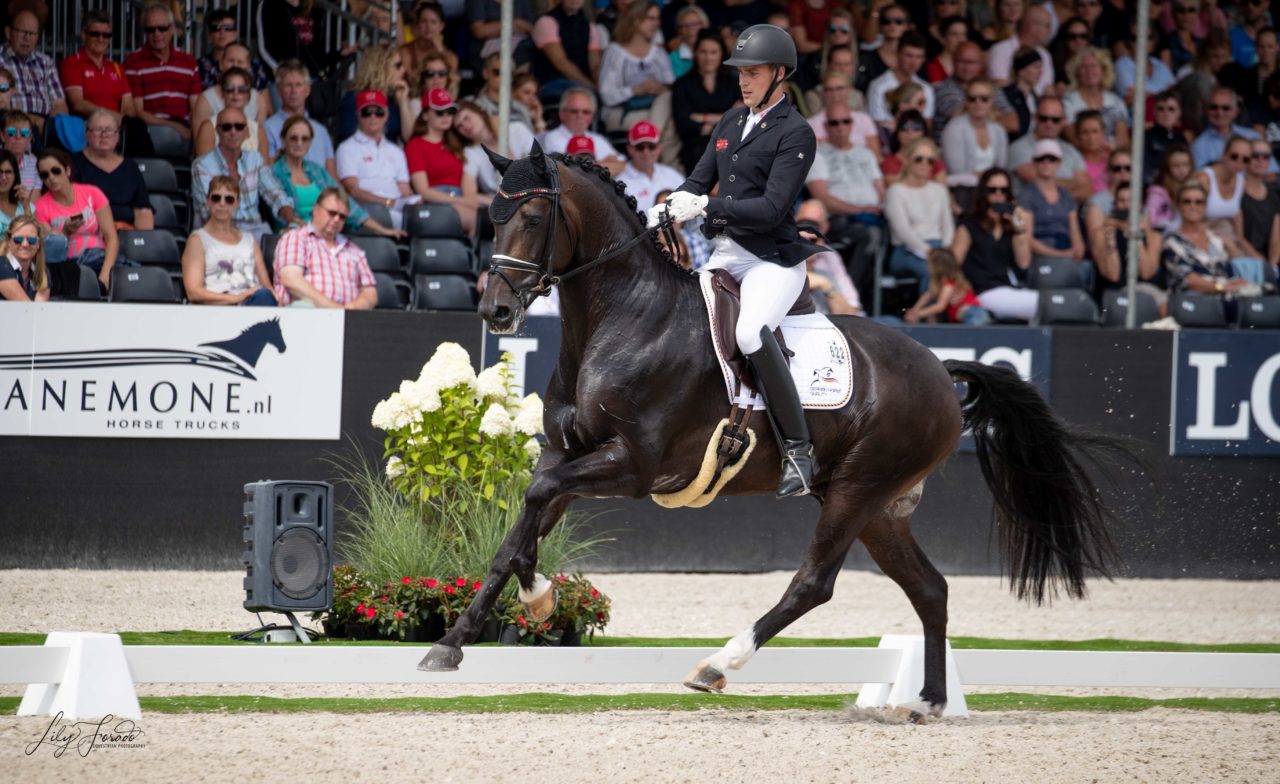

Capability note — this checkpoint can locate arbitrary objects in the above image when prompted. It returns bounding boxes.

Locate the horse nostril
[493,305,511,323]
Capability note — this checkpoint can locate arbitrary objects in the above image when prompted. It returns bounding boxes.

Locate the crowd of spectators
[0,0,1276,325]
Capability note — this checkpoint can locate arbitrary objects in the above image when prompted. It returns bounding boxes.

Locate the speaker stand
[283,611,312,644]
[232,612,314,644]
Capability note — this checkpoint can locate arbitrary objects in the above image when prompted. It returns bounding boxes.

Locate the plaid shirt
[192,147,289,226]
[0,43,64,116]
[197,53,270,91]
[272,223,375,305]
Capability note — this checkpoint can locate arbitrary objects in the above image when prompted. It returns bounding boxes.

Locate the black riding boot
[746,327,816,498]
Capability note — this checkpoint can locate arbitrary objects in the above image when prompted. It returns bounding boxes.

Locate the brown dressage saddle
[708,269,815,393]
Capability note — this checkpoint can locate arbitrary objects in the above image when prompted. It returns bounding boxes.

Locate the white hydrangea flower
[475,363,508,401]
[399,379,442,413]
[524,437,542,459]
[478,402,514,437]
[421,342,476,392]
[385,456,405,479]
[388,396,418,430]
[512,393,544,434]
[371,398,396,430]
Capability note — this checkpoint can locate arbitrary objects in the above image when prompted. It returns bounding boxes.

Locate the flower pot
[540,629,564,647]
[499,623,522,645]
[479,616,502,643]
[560,627,583,647]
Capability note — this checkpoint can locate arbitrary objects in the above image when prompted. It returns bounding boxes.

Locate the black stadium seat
[119,230,181,272]
[1034,289,1099,326]
[1170,292,1228,328]
[351,235,402,275]
[357,200,394,230]
[373,272,409,309]
[413,274,474,311]
[148,193,181,232]
[109,266,178,303]
[1029,258,1084,290]
[1102,290,1160,326]
[1236,296,1280,329]
[410,238,474,276]
[135,157,179,193]
[77,264,101,300]
[147,123,191,160]
[405,203,466,239]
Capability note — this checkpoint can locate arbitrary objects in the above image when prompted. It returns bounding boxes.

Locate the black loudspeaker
[242,481,334,613]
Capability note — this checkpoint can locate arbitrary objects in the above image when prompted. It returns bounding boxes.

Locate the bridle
[488,157,682,310]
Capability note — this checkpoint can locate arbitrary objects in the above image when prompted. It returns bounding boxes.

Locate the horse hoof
[417,644,464,672]
[522,587,558,623]
[682,664,727,694]
[890,700,938,724]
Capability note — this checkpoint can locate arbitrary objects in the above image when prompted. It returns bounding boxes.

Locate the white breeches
[976,286,1040,322]
[705,236,808,354]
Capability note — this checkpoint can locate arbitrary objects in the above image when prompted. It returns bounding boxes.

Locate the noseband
[488,159,682,310]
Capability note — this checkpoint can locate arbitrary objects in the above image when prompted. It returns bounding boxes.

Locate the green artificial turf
[1,630,1277,653]
[1,693,1275,716]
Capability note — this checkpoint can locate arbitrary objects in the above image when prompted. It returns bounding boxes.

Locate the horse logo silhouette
[810,366,839,387]
[0,318,287,380]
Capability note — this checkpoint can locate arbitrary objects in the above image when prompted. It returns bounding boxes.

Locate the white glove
[646,192,707,227]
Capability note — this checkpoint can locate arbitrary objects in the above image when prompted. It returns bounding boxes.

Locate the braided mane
[553,153,697,279]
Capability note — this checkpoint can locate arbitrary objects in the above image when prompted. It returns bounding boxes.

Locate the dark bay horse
[418,146,1129,719]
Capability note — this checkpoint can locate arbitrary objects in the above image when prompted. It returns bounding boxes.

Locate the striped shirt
[192,147,290,227]
[122,46,201,123]
[0,44,64,117]
[272,223,374,306]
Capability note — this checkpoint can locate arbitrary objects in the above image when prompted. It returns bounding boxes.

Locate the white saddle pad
[698,272,854,411]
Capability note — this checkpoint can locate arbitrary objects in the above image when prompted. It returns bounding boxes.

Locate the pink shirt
[35,184,108,259]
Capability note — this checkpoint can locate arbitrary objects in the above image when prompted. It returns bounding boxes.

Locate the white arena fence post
[854,634,968,717]
[15,632,142,721]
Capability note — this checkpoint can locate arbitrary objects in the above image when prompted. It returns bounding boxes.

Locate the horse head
[261,317,287,354]
[480,141,583,334]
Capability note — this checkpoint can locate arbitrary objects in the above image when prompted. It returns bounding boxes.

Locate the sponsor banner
[1171,331,1280,456]
[0,302,344,439]
[483,318,1051,410]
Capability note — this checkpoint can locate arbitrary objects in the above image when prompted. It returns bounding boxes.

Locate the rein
[488,161,683,310]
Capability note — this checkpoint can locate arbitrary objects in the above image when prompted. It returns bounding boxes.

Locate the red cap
[628,120,660,146]
[356,89,388,110]
[566,135,595,157]
[426,88,455,112]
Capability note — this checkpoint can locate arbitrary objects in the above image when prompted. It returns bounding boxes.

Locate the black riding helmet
[724,24,797,108]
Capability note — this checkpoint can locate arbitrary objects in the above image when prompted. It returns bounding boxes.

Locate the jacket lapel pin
[716,138,728,151]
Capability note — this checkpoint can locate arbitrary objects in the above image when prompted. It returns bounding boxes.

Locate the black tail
[945,359,1138,604]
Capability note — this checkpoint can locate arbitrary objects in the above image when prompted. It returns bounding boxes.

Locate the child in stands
[905,247,991,325]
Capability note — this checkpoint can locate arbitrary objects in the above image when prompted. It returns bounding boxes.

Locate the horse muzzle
[480,300,524,335]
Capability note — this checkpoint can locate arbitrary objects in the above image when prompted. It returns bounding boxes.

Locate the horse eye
[526,214,542,227]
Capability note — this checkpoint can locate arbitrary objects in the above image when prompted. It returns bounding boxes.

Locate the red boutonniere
[716,138,728,152]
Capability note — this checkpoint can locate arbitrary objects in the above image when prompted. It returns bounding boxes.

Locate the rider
[648,24,823,498]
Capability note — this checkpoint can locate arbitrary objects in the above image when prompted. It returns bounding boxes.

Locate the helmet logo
[736,33,750,49]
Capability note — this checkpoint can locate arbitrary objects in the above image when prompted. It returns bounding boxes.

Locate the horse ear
[530,139,547,174]
[484,146,512,176]
[530,138,544,160]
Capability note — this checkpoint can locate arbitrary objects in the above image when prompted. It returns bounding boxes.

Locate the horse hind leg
[683,479,887,693]
[858,483,950,721]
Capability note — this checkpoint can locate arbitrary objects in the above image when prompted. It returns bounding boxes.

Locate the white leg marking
[702,628,758,672]
[518,573,552,604]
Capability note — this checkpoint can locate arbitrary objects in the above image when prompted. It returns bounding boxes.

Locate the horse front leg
[418,442,636,672]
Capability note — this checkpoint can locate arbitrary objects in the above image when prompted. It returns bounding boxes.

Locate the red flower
[380,595,388,601]
[596,612,605,621]
[517,614,528,627]
[356,603,365,613]
[366,607,377,618]
[426,579,438,588]
[472,581,483,590]
[445,585,455,594]
[455,577,467,587]
[590,588,600,597]
[557,574,568,583]
[402,576,411,585]
[395,610,404,620]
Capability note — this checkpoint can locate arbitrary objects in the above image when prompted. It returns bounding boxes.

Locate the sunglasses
[5,126,31,138]
[1109,164,1131,172]
[285,134,312,143]
[209,193,238,204]
[87,126,117,135]
[1036,115,1063,123]
[563,108,592,115]
[423,69,449,78]
[1208,104,1233,111]
[901,122,925,132]
[86,29,112,39]
[218,122,247,132]
[883,17,907,25]
[1033,155,1061,163]
[0,83,9,92]
[1227,153,1246,161]
[828,25,851,33]
[144,24,172,33]
[11,235,38,245]
[1180,198,1205,205]
[912,155,936,164]
[633,142,657,151]
[318,203,350,221]
[967,94,992,102]
[986,185,1010,194]
[36,166,64,180]
[224,84,251,94]
[826,117,853,126]
[211,22,237,32]
[360,107,387,118]
[1253,151,1274,160]
[431,107,457,116]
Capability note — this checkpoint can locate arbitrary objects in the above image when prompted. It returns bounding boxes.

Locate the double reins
[488,160,683,309]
